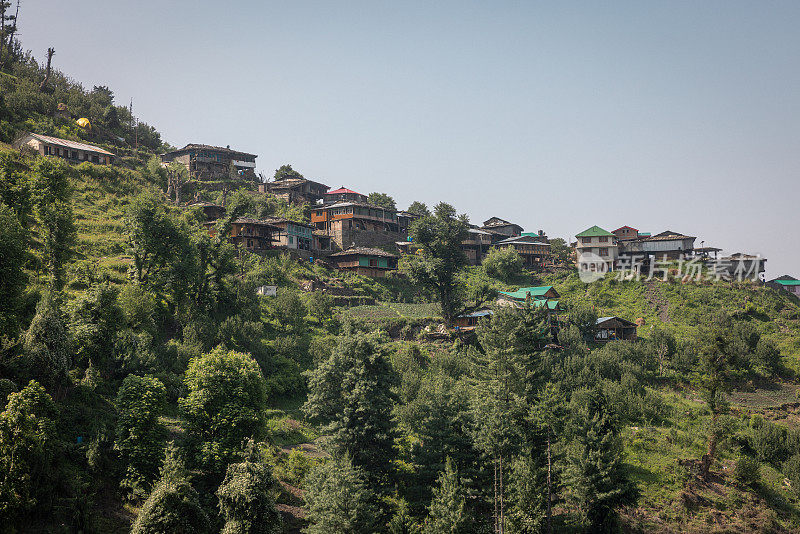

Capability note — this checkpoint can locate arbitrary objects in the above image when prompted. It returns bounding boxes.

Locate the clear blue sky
[21,1,800,277]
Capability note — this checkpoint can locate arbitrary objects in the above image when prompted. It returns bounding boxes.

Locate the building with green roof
[575,225,618,271]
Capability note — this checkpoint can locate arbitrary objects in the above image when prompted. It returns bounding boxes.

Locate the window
[369,258,378,267]
[288,236,294,244]
[599,247,609,256]
[581,237,591,244]
[599,236,608,242]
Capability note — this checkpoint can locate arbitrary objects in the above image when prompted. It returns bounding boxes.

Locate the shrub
[483,247,523,281]
[734,457,760,487]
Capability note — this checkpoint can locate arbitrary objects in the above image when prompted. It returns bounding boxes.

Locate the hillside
[5,27,800,534]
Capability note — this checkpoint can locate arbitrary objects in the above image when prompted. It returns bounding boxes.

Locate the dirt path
[644,281,671,323]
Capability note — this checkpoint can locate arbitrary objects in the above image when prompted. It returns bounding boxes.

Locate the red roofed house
[325,187,368,204]
[613,226,639,241]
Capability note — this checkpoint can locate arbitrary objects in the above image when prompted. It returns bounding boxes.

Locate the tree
[648,328,677,378]
[548,238,571,266]
[367,192,397,211]
[217,444,282,534]
[115,375,167,499]
[131,445,211,534]
[695,314,737,479]
[0,202,27,333]
[406,202,470,325]
[564,388,635,532]
[179,348,267,474]
[483,247,523,281]
[24,293,70,391]
[423,457,471,534]
[303,455,379,534]
[303,332,398,492]
[406,201,431,217]
[30,158,75,288]
[0,381,57,527]
[70,282,125,376]
[273,164,304,182]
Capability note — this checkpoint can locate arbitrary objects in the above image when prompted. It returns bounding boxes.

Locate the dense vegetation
[3,17,800,534]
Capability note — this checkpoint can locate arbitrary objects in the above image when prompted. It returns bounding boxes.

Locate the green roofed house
[329,247,399,278]
[497,286,560,311]
[575,225,618,271]
[767,276,800,297]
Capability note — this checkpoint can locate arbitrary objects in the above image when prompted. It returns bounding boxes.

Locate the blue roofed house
[496,286,561,311]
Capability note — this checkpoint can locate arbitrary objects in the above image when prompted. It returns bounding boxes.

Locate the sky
[19,1,800,277]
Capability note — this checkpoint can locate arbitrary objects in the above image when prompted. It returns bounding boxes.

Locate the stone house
[205,218,279,252]
[329,247,399,277]
[15,132,115,164]
[259,176,329,204]
[492,234,552,270]
[161,144,257,180]
[311,201,406,250]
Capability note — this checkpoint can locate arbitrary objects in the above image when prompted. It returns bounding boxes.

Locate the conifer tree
[423,457,471,534]
[303,455,379,534]
[303,331,398,492]
[564,388,635,532]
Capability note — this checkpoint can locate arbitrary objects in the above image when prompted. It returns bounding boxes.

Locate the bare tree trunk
[499,453,505,533]
[39,47,54,92]
[700,411,719,479]
[493,456,499,534]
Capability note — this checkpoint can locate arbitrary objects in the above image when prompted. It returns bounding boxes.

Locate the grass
[339,301,442,321]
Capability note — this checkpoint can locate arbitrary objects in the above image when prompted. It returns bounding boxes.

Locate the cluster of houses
[15,133,797,295]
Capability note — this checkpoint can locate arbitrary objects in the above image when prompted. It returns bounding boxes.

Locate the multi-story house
[262,218,317,251]
[15,132,115,165]
[461,227,495,265]
[329,247,399,277]
[481,217,523,237]
[324,187,368,204]
[311,201,405,250]
[575,226,618,269]
[612,226,640,241]
[205,218,279,252]
[492,234,552,270]
[161,144,257,180]
[618,230,696,261]
[259,176,329,204]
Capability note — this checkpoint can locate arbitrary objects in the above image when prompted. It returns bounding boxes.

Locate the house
[329,247,399,277]
[262,218,317,251]
[15,132,115,165]
[618,230,697,261]
[496,286,560,309]
[575,226,618,270]
[311,202,406,250]
[767,276,800,297]
[205,218,280,252]
[482,217,523,237]
[454,309,494,328]
[461,227,495,265]
[716,253,766,281]
[595,316,638,342]
[396,211,420,235]
[259,176,329,204]
[492,234,552,270]
[324,187,368,204]
[161,144,257,181]
[613,226,640,241]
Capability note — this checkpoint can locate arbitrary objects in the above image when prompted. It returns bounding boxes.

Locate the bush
[734,457,760,487]
[483,247,523,281]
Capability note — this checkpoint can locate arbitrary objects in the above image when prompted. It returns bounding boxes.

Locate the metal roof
[773,279,800,286]
[575,225,614,238]
[494,235,551,246]
[498,286,557,300]
[27,133,115,156]
[326,187,364,196]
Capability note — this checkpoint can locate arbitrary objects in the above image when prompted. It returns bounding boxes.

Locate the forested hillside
[3,18,800,534]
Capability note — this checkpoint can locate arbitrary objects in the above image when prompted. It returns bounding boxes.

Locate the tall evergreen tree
[564,388,635,533]
[303,331,398,492]
[423,457,471,534]
[303,455,379,534]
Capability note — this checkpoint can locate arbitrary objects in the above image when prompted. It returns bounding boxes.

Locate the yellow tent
[76,118,91,130]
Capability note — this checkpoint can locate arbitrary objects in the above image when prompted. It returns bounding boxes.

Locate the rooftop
[164,143,257,158]
[498,286,558,300]
[26,132,115,156]
[329,247,399,258]
[326,187,364,196]
[495,235,551,246]
[576,225,614,238]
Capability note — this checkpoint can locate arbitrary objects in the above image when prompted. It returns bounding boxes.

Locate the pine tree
[564,388,635,532]
[303,455,379,534]
[423,457,471,534]
[303,331,398,492]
